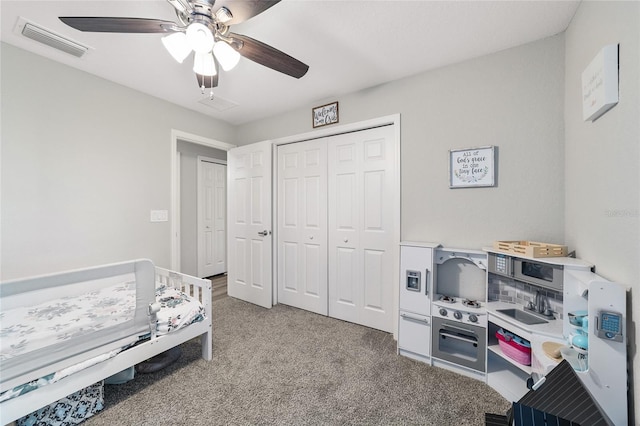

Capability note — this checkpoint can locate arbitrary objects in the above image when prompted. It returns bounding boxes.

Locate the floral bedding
[0,283,205,402]
[154,285,206,335]
[0,280,137,363]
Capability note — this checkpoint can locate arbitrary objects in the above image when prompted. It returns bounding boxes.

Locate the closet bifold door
[277,140,328,315]
[327,125,396,333]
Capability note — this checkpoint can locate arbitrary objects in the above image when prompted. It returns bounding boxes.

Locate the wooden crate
[493,241,568,258]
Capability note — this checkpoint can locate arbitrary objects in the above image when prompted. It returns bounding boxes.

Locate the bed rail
[0,264,212,425]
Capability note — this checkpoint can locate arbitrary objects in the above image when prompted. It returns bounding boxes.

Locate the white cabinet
[398,312,431,362]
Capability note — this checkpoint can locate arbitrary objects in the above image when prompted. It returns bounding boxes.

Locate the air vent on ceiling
[17,18,89,58]
[198,95,239,112]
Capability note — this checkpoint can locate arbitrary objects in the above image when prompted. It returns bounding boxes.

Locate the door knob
[257,230,270,237]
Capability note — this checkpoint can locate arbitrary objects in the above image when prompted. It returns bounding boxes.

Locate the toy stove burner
[462,299,481,309]
[439,295,456,304]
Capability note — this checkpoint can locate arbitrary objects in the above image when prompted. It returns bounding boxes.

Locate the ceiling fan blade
[229,33,308,79]
[196,72,219,89]
[214,0,281,25]
[59,17,178,33]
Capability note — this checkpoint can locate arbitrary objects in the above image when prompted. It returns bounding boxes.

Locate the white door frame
[271,114,401,333]
[170,129,235,271]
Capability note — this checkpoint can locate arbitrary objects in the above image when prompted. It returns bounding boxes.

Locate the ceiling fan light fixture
[193,51,217,76]
[213,41,240,71]
[161,32,191,63]
[186,22,214,54]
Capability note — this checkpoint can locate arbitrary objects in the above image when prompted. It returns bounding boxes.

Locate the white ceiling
[1,0,580,126]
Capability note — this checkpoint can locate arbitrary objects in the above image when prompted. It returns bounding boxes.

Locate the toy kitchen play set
[398,241,628,425]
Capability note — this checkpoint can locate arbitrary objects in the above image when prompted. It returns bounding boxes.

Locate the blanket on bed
[0,280,137,363]
[0,285,205,403]
[155,285,206,334]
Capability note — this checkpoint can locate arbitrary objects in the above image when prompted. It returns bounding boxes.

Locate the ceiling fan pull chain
[209,75,214,100]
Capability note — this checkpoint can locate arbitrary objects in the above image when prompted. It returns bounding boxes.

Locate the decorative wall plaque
[582,44,619,122]
[449,146,495,188]
[312,101,339,128]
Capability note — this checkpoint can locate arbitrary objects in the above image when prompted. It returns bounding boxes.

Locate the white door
[328,125,397,332]
[227,141,273,308]
[198,159,226,277]
[277,140,328,315]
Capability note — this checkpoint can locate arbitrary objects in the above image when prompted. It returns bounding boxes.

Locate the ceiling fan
[59,0,309,94]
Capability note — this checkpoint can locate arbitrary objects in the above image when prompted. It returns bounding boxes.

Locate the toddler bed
[0,259,212,425]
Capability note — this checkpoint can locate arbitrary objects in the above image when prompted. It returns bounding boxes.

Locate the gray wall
[238,35,566,249]
[563,0,640,417]
[235,1,640,415]
[2,1,638,413]
[177,140,227,277]
[1,43,236,279]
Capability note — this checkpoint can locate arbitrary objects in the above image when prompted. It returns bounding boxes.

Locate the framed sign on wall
[582,44,619,122]
[312,101,339,128]
[449,146,496,188]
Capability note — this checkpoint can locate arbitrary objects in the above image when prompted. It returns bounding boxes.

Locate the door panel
[213,164,227,273]
[277,140,327,315]
[328,125,396,333]
[335,173,357,231]
[304,243,321,296]
[227,141,272,309]
[363,170,384,230]
[282,241,298,291]
[234,238,247,283]
[363,249,384,311]
[251,239,265,289]
[335,246,356,306]
[198,160,215,277]
[198,160,226,277]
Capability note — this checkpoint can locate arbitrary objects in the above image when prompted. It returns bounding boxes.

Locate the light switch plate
[150,210,168,222]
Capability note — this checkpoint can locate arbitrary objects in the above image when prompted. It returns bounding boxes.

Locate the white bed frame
[0,265,212,425]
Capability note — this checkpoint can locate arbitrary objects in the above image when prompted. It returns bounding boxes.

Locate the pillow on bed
[154,286,206,335]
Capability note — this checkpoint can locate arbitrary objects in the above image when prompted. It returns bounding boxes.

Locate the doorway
[170,129,235,274]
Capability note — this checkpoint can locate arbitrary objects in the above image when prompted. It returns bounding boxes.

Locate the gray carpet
[85,298,510,425]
